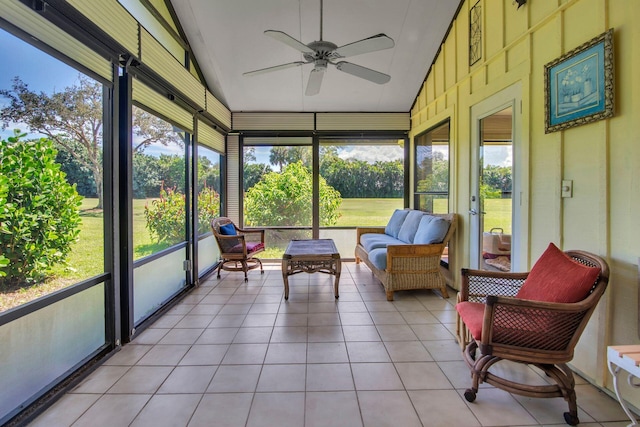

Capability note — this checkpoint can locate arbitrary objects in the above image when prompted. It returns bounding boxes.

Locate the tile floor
[29,262,630,427]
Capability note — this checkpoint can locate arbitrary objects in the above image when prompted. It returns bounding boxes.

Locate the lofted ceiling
[169,0,461,113]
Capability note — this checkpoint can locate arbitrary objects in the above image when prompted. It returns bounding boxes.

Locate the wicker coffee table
[281,239,341,300]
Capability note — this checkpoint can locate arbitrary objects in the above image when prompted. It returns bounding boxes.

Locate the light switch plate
[561,180,573,198]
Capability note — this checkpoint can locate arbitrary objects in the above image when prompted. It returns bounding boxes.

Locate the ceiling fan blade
[334,61,390,84]
[332,34,395,58]
[265,30,315,54]
[305,68,325,96]
[243,61,307,77]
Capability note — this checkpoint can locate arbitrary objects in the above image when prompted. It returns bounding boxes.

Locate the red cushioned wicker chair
[455,249,609,426]
[211,217,265,282]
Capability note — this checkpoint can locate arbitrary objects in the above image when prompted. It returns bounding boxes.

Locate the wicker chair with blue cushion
[211,217,265,281]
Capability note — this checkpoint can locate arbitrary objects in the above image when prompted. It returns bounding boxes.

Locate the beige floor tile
[307,312,341,326]
[422,339,464,361]
[188,393,253,427]
[364,301,399,312]
[275,313,308,326]
[392,301,427,312]
[306,363,354,391]
[241,314,277,327]
[308,325,344,342]
[409,389,481,427]
[384,341,433,362]
[513,393,595,425]
[196,327,239,344]
[265,342,307,363]
[150,315,184,329]
[376,324,418,341]
[221,343,268,364]
[395,361,453,390]
[337,301,368,313]
[130,394,201,427]
[410,323,455,340]
[187,304,223,315]
[158,328,204,345]
[108,366,173,394]
[575,383,629,422]
[28,393,100,427]
[307,342,349,363]
[437,360,473,388]
[70,365,130,393]
[157,366,217,393]
[246,392,305,427]
[369,310,407,325]
[232,326,273,343]
[351,363,404,390]
[346,341,391,362]
[207,365,261,392]
[179,344,229,365]
[305,391,363,427]
[132,328,169,345]
[400,310,439,324]
[248,303,280,314]
[257,364,306,391]
[342,325,380,342]
[71,394,151,427]
[102,344,152,366]
[218,303,251,315]
[357,390,422,427]
[339,312,375,325]
[136,344,191,365]
[309,302,339,313]
[461,387,539,426]
[174,314,215,329]
[208,314,245,328]
[270,326,308,342]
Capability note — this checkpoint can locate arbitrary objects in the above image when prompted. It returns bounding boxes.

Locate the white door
[469,83,527,271]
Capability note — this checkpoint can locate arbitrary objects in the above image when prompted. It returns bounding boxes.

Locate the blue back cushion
[414,216,449,244]
[397,210,424,243]
[385,209,409,238]
[219,223,237,235]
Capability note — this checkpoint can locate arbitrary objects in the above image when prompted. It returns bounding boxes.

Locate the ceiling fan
[243,0,395,96]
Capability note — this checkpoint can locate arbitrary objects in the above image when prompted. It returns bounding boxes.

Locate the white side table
[607,345,640,426]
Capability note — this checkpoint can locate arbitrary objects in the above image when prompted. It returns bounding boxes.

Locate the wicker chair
[456,249,609,426]
[211,217,265,281]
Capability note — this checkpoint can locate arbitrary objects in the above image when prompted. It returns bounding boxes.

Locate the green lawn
[53,197,512,280]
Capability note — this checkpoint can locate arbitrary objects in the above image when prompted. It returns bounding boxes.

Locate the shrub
[144,184,220,243]
[0,132,82,285]
[244,161,341,227]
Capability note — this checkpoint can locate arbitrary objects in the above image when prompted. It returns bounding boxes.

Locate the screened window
[414,121,450,213]
[0,29,106,311]
[243,138,312,257]
[131,105,187,259]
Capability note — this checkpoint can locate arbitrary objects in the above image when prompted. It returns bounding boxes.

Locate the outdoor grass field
[1,196,512,311]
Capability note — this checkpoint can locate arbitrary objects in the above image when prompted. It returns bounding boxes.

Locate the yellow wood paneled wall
[409,0,640,406]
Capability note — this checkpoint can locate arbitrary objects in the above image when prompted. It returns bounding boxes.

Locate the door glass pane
[415,121,449,213]
[480,107,513,271]
[0,29,105,312]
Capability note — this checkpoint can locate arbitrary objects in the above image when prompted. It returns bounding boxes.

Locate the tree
[0,77,184,209]
[1,76,104,207]
[244,162,341,227]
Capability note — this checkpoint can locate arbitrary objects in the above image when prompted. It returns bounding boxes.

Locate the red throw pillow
[516,243,600,303]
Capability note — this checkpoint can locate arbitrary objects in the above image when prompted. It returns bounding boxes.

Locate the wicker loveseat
[355,209,457,301]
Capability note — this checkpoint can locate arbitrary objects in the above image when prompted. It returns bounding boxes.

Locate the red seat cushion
[456,301,484,340]
[229,242,264,253]
[516,243,600,303]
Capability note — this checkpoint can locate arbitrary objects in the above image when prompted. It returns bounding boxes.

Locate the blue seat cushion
[397,210,425,243]
[414,216,449,244]
[368,248,388,271]
[360,233,403,252]
[385,209,409,238]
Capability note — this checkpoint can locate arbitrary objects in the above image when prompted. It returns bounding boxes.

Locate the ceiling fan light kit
[243,0,394,96]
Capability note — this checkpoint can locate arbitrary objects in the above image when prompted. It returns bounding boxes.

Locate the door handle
[469,209,478,215]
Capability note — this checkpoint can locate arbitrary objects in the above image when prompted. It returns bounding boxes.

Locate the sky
[0,30,82,140]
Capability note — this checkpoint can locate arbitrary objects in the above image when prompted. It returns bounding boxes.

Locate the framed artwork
[544,29,614,133]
